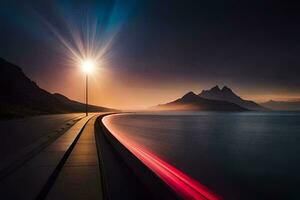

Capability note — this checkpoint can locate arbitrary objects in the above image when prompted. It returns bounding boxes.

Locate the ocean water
[103,112,300,200]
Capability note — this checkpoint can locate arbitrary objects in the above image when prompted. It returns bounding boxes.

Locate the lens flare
[35,1,130,73]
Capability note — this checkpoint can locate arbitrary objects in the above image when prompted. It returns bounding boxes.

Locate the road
[0,113,180,200]
[0,113,94,199]
[0,113,84,161]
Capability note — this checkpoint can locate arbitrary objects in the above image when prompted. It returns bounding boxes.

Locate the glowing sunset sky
[1,1,300,109]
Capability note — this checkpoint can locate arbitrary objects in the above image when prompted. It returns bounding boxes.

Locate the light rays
[36,1,129,74]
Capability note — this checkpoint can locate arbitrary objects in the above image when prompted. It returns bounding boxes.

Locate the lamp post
[81,59,95,116]
[85,73,88,116]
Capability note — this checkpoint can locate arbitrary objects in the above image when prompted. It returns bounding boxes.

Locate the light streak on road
[103,116,222,200]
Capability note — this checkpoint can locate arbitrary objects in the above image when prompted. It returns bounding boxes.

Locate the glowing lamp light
[81,59,95,74]
[80,58,97,116]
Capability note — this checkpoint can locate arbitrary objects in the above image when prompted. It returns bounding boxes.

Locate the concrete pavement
[0,112,180,200]
[0,114,95,200]
[45,116,103,200]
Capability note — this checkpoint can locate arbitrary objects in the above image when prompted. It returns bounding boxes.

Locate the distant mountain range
[199,85,267,111]
[0,58,112,119]
[156,85,270,112]
[261,100,300,111]
[156,91,247,111]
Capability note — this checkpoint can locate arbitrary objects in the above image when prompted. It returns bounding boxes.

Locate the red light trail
[103,116,222,200]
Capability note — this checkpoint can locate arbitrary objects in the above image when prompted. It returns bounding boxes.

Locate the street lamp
[81,59,95,116]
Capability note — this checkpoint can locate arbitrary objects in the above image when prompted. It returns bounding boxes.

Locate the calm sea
[103,112,300,200]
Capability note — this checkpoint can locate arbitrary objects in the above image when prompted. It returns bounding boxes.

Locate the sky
[1,0,300,109]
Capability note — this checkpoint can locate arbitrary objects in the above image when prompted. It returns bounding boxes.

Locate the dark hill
[261,100,300,111]
[0,58,112,119]
[199,85,267,111]
[156,91,247,111]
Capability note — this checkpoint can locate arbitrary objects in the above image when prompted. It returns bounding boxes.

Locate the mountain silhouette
[261,100,300,111]
[199,85,267,111]
[156,91,247,111]
[0,58,112,119]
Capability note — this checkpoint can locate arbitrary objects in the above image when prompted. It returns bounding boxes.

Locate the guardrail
[96,114,180,200]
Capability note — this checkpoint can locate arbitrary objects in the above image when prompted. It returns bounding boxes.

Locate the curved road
[0,113,220,200]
